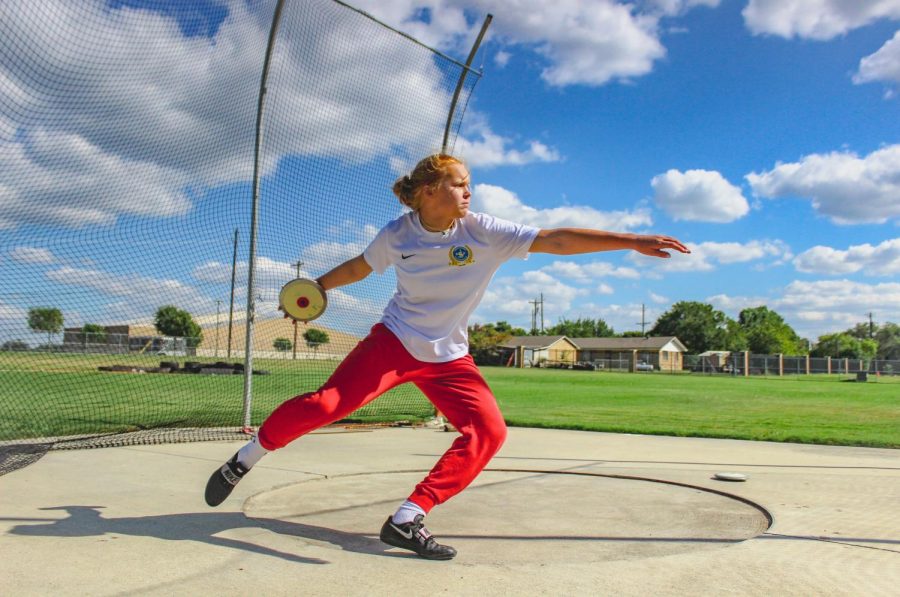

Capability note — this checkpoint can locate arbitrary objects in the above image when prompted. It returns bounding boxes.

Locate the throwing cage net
[0,0,483,459]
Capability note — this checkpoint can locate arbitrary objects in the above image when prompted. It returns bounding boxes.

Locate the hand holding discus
[278,278,327,323]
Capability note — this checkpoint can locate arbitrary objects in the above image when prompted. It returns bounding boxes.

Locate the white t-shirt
[363,211,540,363]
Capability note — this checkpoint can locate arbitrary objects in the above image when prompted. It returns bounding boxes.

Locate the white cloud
[8,247,56,264]
[629,239,792,272]
[455,123,561,168]
[651,169,749,223]
[854,29,900,86]
[473,183,653,230]
[793,238,900,276]
[543,260,641,281]
[360,0,687,87]
[476,270,586,324]
[742,0,900,40]
[0,0,455,230]
[643,0,721,17]
[0,301,30,344]
[494,49,511,68]
[776,279,900,337]
[649,291,668,303]
[709,279,900,340]
[43,265,213,324]
[746,145,900,224]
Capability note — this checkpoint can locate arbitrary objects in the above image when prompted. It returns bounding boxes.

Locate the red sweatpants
[257,323,507,512]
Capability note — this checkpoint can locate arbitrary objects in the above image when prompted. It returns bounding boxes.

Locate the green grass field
[481,367,899,448]
[0,353,897,448]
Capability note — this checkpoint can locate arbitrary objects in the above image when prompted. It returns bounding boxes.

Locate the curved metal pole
[442,14,492,153]
[242,0,287,433]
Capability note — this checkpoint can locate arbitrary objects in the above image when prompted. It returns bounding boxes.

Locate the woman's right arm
[316,254,373,291]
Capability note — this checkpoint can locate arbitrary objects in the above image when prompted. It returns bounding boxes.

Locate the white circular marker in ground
[244,470,769,564]
[714,472,748,482]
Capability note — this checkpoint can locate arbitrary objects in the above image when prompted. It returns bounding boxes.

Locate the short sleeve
[363,226,393,274]
[475,213,540,261]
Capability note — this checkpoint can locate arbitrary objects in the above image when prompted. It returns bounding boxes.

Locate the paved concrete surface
[1,427,897,596]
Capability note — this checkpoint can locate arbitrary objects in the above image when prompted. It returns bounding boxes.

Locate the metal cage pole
[442,14,492,153]
[242,0,287,433]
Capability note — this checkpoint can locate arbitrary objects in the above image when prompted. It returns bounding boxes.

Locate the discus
[278,278,327,322]
[713,472,748,482]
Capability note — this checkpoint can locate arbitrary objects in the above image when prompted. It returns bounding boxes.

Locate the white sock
[236,435,268,469]
[391,500,426,525]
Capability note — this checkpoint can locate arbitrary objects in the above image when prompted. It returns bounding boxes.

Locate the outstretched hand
[633,235,691,258]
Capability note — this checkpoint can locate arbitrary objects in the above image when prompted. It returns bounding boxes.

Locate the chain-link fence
[685,352,900,379]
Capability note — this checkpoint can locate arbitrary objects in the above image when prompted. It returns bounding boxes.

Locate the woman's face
[421,162,471,223]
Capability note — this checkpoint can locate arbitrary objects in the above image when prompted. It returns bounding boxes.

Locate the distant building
[575,336,687,371]
[500,335,686,371]
[61,325,193,355]
[500,335,580,368]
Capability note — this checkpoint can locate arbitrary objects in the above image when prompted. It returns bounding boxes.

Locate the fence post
[805,354,810,375]
[827,356,831,374]
[778,353,783,376]
[743,351,749,377]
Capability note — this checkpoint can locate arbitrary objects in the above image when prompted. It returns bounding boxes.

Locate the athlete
[205,154,690,560]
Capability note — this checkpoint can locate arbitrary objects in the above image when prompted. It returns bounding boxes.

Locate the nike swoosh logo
[389,522,414,539]
[401,254,416,260]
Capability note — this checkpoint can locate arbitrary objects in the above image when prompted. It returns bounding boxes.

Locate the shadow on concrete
[1,506,405,564]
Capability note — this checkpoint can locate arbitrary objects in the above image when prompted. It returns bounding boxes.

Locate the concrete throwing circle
[244,470,770,563]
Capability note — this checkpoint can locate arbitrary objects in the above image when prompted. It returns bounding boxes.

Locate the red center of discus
[297,296,310,309]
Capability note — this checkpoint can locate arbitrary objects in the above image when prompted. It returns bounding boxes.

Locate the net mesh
[0,0,480,451]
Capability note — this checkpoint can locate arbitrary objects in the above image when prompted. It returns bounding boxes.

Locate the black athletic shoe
[379,514,457,560]
[204,453,249,507]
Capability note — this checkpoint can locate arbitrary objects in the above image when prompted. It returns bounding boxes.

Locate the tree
[545,317,614,338]
[620,330,646,338]
[812,333,876,360]
[738,306,804,354]
[154,305,203,347]
[494,320,527,336]
[82,323,107,345]
[649,301,731,353]
[874,322,900,360]
[723,319,749,352]
[303,328,329,354]
[28,307,64,349]
[273,337,292,356]
[467,323,513,365]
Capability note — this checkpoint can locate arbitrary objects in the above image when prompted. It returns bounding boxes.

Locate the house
[574,336,687,372]
[500,335,580,368]
[500,335,687,371]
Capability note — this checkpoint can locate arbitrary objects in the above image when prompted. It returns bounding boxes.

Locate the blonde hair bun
[392,154,464,211]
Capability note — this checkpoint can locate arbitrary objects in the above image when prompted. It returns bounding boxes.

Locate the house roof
[500,335,686,352]
[500,335,572,349]
[575,336,686,352]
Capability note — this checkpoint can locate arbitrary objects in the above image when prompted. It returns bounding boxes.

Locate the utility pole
[528,295,545,335]
[868,312,875,338]
[529,298,538,335]
[540,292,544,333]
[292,260,303,359]
[636,303,647,336]
[226,228,238,359]
[215,300,222,358]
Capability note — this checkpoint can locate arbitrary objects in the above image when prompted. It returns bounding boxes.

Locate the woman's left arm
[529,228,690,258]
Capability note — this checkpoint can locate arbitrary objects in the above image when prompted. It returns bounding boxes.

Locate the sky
[2,0,900,346]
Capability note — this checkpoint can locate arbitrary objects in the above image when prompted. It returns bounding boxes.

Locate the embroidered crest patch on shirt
[448,245,475,266]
